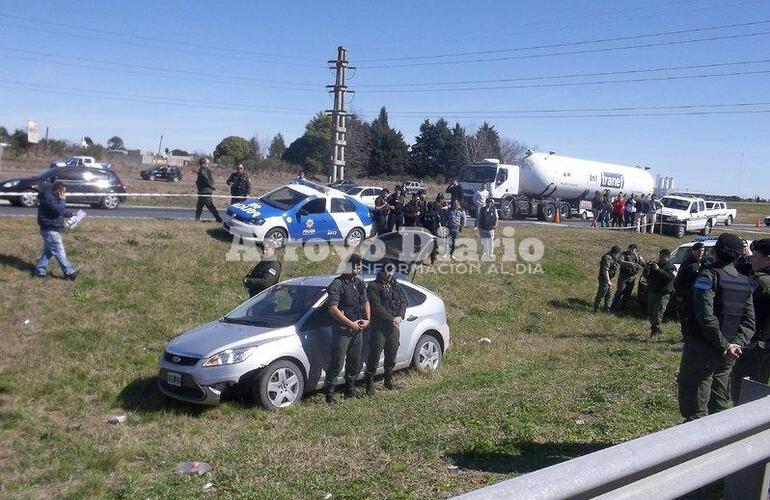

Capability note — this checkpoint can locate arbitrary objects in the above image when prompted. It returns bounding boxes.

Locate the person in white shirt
[472,183,489,217]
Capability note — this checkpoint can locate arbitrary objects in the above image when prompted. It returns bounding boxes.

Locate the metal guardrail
[453,379,770,500]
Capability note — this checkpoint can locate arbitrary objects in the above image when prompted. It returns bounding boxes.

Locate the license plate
[167,371,182,387]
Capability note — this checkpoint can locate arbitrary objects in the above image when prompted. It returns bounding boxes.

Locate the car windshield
[347,187,363,195]
[671,246,716,265]
[661,198,691,210]
[462,165,497,183]
[260,186,308,210]
[222,284,325,328]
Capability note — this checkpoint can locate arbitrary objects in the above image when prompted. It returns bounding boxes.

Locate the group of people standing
[194,157,252,223]
[593,234,770,422]
[592,190,659,233]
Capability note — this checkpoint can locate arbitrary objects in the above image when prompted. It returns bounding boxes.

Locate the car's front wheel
[149,174,156,181]
[263,228,287,248]
[345,227,365,247]
[19,193,38,207]
[100,194,120,210]
[412,334,442,373]
[254,360,305,410]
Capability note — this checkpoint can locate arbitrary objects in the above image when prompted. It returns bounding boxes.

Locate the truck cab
[658,195,714,238]
[704,200,736,226]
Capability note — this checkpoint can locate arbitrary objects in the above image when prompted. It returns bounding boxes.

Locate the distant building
[141,151,155,165]
[654,175,676,197]
[167,154,192,167]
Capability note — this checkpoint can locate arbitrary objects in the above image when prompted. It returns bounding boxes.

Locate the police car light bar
[691,236,720,242]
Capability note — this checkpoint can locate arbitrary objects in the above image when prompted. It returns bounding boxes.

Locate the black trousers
[366,324,400,377]
[195,196,222,222]
[611,275,636,310]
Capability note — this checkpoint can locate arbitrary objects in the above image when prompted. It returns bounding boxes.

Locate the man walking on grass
[195,157,222,223]
[34,181,77,280]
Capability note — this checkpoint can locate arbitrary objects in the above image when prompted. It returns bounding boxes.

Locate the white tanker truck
[461,150,655,221]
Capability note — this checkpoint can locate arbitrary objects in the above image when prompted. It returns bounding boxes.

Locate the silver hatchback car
[158,275,450,410]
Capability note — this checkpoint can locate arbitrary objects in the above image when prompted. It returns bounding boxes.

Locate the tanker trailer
[461,150,655,221]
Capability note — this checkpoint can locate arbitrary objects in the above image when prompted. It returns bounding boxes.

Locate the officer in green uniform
[674,242,705,337]
[646,249,676,339]
[731,238,770,399]
[325,254,370,405]
[365,263,408,396]
[243,246,282,297]
[194,158,222,222]
[611,244,645,312]
[677,233,755,421]
[593,246,621,313]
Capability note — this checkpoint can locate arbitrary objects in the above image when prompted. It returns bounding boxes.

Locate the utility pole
[156,134,164,165]
[326,46,354,182]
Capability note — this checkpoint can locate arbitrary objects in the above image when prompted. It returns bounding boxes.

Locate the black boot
[325,384,334,405]
[344,380,362,398]
[365,376,375,397]
[384,371,400,391]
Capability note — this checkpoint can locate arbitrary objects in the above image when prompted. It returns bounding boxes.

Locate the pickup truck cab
[658,195,714,238]
[50,156,111,170]
[704,201,736,226]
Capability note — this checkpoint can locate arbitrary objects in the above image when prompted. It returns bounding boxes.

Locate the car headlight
[3,180,20,188]
[202,346,256,367]
[249,218,266,226]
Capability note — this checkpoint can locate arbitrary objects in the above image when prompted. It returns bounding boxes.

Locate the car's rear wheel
[725,215,733,226]
[345,227,365,247]
[263,228,287,248]
[412,334,442,373]
[172,175,180,182]
[675,224,686,239]
[19,193,38,207]
[100,194,120,210]
[581,211,588,221]
[254,360,304,410]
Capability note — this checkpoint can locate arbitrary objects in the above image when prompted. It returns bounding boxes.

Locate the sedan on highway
[158,275,450,410]
[0,166,127,209]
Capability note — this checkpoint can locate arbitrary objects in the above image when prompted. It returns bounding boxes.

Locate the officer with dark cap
[593,245,621,313]
[364,262,407,396]
[386,185,405,232]
[373,189,391,235]
[242,245,282,298]
[646,248,677,339]
[731,238,770,397]
[195,157,222,222]
[611,244,645,312]
[674,241,706,336]
[677,233,756,421]
[325,254,371,404]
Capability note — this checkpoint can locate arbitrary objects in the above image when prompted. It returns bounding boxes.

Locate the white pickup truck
[49,156,112,170]
[657,195,715,238]
[704,200,737,226]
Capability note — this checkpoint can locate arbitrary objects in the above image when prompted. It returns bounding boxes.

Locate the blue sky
[2,0,770,197]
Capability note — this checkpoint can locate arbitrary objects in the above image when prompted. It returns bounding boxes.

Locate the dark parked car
[0,166,127,209]
[140,165,182,182]
[327,179,357,191]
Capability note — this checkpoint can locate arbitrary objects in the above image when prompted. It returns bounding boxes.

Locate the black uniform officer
[243,246,282,297]
[593,246,621,313]
[677,233,756,421]
[674,242,705,336]
[373,189,391,236]
[325,254,371,404]
[387,186,405,232]
[365,263,407,396]
[194,158,222,222]
[226,163,251,205]
[731,238,770,399]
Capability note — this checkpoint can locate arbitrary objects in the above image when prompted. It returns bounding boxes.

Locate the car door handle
[348,217,354,221]
[406,315,417,321]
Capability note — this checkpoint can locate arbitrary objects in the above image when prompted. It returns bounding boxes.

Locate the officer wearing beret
[677,233,755,421]
[731,238,770,398]
[325,254,370,405]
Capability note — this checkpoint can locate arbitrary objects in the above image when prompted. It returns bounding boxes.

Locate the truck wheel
[725,215,733,226]
[558,204,570,220]
[500,200,514,220]
[542,204,556,222]
[701,220,712,236]
[675,224,686,239]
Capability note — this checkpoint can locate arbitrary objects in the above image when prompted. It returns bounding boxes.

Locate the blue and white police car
[222,180,374,247]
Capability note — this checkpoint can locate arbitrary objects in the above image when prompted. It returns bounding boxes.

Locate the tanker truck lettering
[461,151,654,222]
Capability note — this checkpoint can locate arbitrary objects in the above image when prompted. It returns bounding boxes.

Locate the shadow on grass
[206,227,233,244]
[117,376,211,416]
[548,297,592,311]
[0,254,35,274]
[449,441,611,474]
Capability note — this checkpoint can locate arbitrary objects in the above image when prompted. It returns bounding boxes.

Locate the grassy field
[0,219,756,498]
[732,202,770,225]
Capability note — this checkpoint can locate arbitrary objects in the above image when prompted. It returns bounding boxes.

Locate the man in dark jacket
[731,238,770,399]
[195,158,222,222]
[647,248,677,338]
[611,244,645,312]
[365,263,407,396]
[477,197,498,259]
[675,242,705,336]
[677,233,755,420]
[386,185,405,232]
[446,179,463,207]
[243,246,282,297]
[593,245,620,313]
[226,163,251,205]
[373,188,390,235]
[35,182,77,279]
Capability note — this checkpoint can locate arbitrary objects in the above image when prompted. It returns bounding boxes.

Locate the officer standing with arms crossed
[325,254,371,405]
[677,233,755,421]
[373,188,391,235]
[646,249,676,339]
[593,245,620,313]
[365,262,407,396]
[226,163,251,205]
[731,238,770,397]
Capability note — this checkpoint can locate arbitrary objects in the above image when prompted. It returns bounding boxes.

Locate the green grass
[0,219,756,498]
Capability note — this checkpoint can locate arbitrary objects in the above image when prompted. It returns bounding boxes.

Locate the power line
[357,19,770,62]
[356,58,770,88]
[0,13,319,62]
[357,29,770,68]
[0,22,323,68]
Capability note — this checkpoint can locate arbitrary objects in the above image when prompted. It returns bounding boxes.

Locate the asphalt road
[1,201,768,235]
